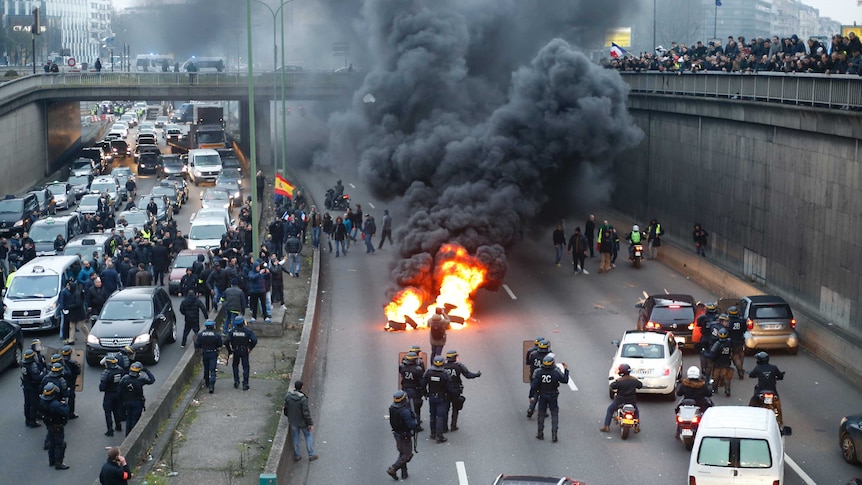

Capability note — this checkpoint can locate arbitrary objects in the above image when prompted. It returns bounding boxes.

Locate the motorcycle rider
[625,224,645,260]
[727,306,746,379]
[526,339,551,419]
[398,351,425,432]
[601,363,643,433]
[530,353,569,442]
[443,349,481,432]
[748,351,785,425]
[675,366,714,415]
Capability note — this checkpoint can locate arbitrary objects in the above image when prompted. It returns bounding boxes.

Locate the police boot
[552,431,558,442]
[450,412,459,431]
[386,467,399,480]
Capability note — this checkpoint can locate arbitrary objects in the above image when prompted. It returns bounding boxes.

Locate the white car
[608,330,683,399]
[110,123,129,139]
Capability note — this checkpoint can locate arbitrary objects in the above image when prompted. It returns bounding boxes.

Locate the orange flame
[384,243,487,331]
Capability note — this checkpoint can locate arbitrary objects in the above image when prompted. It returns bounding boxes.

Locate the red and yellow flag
[274,174,295,198]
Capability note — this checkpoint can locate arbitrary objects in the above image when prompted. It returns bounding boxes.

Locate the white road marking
[456,461,469,485]
[785,454,817,485]
[349,183,356,188]
[368,203,375,209]
[557,363,578,390]
[502,284,517,300]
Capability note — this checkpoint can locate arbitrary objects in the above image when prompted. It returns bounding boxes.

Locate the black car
[80,147,104,173]
[216,149,242,175]
[85,287,177,366]
[159,154,186,178]
[0,319,23,372]
[138,151,162,175]
[840,414,862,465]
[109,139,131,160]
[0,193,39,236]
[636,293,697,348]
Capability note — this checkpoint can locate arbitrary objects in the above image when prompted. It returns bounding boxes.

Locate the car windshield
[112,168,132,177]
[91,182,116,194]
[162,158,182,167]
[650,306,694,322]
[215,180,236,191]
[72,160,91,170]
[79,194,101,206]
[100,299,153,320]
[621,343,665,359]
[63,245,102,261]
[112,124,126,130]
[120,211,148,225]
[140,153,159,163]
[222,158,240,168]
[47,184,67,196]
[141,197,165,209]
[190,224,226,240]
[28,223,64,243]
[111,141,128,149]
[173,254,201,268]
[197,132,224,144]
[67,176,90,187]
[151,187,174,197]
[6,275,58,299]
[752,305,790,319]
[0,199,23,213]
[195,154,221,166]
[204,190,229,201]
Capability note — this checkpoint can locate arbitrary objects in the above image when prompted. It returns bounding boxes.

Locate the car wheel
[9,345,22,369]
[85,351,101,367]
[166,320,177,344]
[842,432,859,464]
[149,340,161,365]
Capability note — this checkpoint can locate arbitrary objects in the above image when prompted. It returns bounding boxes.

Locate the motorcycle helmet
[618,363,632,376]
[432,356,445,367]
[537,339,550,350]
[727,306,739,316]
[542,354,555,367]
[686,366,701,380]
[632,224,639,232]
[718,328,729,339]
[706,303,718,314]
[129,362,143,377]
[404,352,418,362]
[755,351,769,365]
[445,349,458,361]
[393,390,407,403]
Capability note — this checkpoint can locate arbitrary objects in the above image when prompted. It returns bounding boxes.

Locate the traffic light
[32,7,41,35]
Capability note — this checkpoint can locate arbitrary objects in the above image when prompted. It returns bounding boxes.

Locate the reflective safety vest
[141,229,151,240]
[630,231,641,244]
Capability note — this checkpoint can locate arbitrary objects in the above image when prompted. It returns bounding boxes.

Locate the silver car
[46,182,74,210]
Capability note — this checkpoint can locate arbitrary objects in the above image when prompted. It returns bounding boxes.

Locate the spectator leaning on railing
[605,31,862,76]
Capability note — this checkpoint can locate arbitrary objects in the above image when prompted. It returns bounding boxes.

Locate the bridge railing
[620,72,862,110]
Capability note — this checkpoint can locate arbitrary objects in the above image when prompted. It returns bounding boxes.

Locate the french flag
[610,42,628,59]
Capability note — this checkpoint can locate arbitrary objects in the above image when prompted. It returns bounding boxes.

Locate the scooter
[631,244,644,269]
[614,403,640,440]
[675,399,704,450]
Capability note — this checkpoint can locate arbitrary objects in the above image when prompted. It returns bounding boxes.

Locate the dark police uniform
[119,366,155,436]
[61,350,82,418]
[99,361,125,436]
[20,353,45,427]
[443,354,481,431]
[398,356,425,431]
[422,361,457,442]
[388,393,418,480]
[530,362,569,440]
[526,345,550,418]
[728,314,746,377]
[40,385,70,469]
[195,323,223,393]
[226,320,258,390]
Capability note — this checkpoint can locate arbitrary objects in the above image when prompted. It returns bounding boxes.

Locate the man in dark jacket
[387,390,417,480]
[206,262,231,312]
[179,290,208,347]
[99,446,132,484]
[283,380,318,462]
[567,226,588,274]
[601,363,643,432]
[247,262,269,322]
[86,277,107,317]
[100,261,122,295]
[150,240,170,286]
[221,279,246,334]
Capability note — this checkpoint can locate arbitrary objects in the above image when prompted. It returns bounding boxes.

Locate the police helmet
[718,313,729,322]
[50,353,63,364]
[393,390,407,403]
[104,353,119,365]
[618,363,632,376]
[727,306,739,316]
[404,351,418,362]
[537,339,550,350]
[542,354,555,367]
[204,320,216,328]
[718,327,729,339]
[755,351,769,365]
[31,338,43,351]
[534,336,545,345]
[41,382,59,401]
[706,303,718,313]
[409,345,421,353]
[129,361,143,377]
[61,345,73,357]
[632,224,639,232]
[23,349,36,362]
[432,356,445,367]
[234,315,245,327]
[50,362,64,374]
[445,349,458,360]
[687,366,701,380]
[123,345,136,356]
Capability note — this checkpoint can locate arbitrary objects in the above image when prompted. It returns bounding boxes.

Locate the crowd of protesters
[605,32,862,75]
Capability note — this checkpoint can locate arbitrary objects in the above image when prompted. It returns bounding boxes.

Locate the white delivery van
[688,406,791,485]
[187,149,222,185]
[3,255,80,331]
[187,217,228,251]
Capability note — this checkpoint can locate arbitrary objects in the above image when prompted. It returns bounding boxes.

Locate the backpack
[430,318,446,340]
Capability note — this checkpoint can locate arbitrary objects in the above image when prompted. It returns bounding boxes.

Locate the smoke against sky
[310,0,643,300]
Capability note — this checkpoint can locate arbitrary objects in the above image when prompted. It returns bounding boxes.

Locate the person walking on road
[20,349,45,428]
[427,308,450,361]
[195,320,223,394]
[99,446,132,484]
[179,290,208,348]
[378,209,393,249]
[567,227,589,274]
[585,215,596,258]
[387,390,417,480]
[99,354,124,436]
[283,380,318,462]
[552,222,566,266]
[647,218,664,260]
[598,229,613,273]
[362,213,376,253]
[423,355,457,443]
[443,349,481,431]
[226,316,257,390]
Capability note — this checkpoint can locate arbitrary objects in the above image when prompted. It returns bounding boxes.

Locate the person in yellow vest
[647,219,664,260]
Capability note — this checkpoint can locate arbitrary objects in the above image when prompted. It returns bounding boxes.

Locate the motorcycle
[631,244,644,269]
[675,399,704,450]
[751,390,783,429]
[324,188,351,211]
[614,403,640,440]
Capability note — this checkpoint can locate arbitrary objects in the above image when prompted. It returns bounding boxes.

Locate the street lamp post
[652,0,657,53]
[247,0,260,254]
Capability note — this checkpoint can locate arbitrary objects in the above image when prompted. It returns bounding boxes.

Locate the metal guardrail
[620,72,862,110]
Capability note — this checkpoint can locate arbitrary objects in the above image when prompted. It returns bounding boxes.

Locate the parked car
[89,176,121,209]
[738,295,799,354]
[0,193,39,236]
[86,287,177,366]
[0,319,23,372]
[109,139,131,161]
[138,194,170,222]
[608,330,683,399]
[46,181,74,210]
[62,232,111,263]
[201,187,232,210]
[150,182,182,211]
[28,214,83,256]
[116,208,151,234]
[214,174,242,202]
[636,293,697,348]
[840,414,862,465]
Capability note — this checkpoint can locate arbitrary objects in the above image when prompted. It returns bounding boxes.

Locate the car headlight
[87,333,99,345]
[170,279,181,284]
[133,333,151,345]
[194,169,203,175]
[233,191,240,199]
[13,220,24,227]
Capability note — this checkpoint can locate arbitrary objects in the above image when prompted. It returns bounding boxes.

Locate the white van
[3,255,81,331]
[187,149,222,185]
[187,217,228,251]
[688,406,791,484]
[181,57,226,72]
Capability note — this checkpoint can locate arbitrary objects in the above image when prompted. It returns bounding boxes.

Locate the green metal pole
[247,0,260,255]
[280,2,288,177]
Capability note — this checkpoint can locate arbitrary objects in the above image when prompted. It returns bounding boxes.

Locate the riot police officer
[195,320,223,394]
[727,306,746,378]
[530,353,569,442]
[40,358,70,401]
[30,338,47,372]
[697,303,719,368]
[60,345,81,419]
[422,355,457,443]
[118,345,136,374]
[443,349,481,431]
[399,351,425,432]
[21,349,45,427]
[119,362,155,436]
[99,354,125,436]
[226,316,257,390]
[526,339,551,419]
[408,345,425,372]
[707,327,734,395]
[40,382,70,469]
[702,314,729,378]
[387,390,418,481]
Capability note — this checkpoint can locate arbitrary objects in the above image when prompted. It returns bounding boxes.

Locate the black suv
[0,194,38,236]
[86,287,177,366]
[636,293,697,348]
